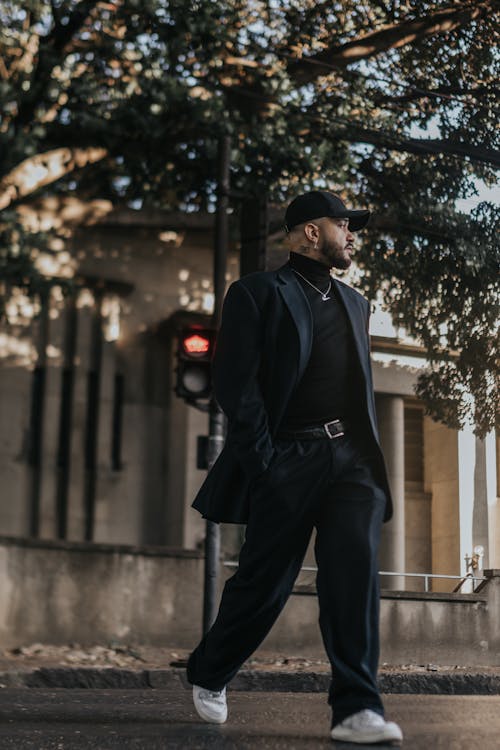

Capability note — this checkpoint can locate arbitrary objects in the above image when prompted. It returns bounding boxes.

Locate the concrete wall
[261,588,494,666]
[0,537,204,649]
[1,537,499,666]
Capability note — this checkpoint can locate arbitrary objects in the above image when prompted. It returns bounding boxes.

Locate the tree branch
[16,1,102,126]
[337,122,500,167]
[50,0,61,31]
[288,1,493,84]
[375,84,498,105]
[0,148,108,210]
[224,79,500,167]
[46,0,100,54]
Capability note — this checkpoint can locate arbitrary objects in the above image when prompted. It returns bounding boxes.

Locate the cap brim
[343,210,370,232]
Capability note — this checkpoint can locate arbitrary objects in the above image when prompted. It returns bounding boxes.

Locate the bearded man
[187,190,403,746]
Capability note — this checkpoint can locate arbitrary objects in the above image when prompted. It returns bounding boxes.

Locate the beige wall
[72,224,239,548]
[1,210,496,588]
[486,432,499,568]
[405,488,432,577]
[0,365,32,534]
[0,220,241,548]
[424,417,461,588]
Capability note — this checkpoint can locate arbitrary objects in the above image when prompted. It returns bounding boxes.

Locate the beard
[319,239,352,270]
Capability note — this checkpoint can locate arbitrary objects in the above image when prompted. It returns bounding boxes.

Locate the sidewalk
[1,644,499,694]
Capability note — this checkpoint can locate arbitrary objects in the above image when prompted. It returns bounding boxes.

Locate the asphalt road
[0,689,499,749]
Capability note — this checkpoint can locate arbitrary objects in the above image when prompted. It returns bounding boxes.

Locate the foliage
[0,0,498,433]
[358,200,499,436]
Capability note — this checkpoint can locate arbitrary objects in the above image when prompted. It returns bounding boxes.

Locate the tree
[0,0,498,434]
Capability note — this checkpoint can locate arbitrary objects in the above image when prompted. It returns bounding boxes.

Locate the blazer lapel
[276,265,313,382]
[332,278,370,381]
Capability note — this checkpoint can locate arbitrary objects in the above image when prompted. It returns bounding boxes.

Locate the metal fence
[378,570,486,593]
[223,561,486,594]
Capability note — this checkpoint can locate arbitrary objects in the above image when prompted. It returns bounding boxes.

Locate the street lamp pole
[203,134,231,634]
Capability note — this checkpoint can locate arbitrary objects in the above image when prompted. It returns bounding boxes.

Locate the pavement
[1,644,500,695]
[1,689,500,749]
[1,646,500,748]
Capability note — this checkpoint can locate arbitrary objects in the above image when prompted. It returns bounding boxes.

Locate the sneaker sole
[331,727,403,745]
[193,708,227,724]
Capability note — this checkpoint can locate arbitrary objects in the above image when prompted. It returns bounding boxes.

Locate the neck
[288,251,331,279]
[291,246,331,267]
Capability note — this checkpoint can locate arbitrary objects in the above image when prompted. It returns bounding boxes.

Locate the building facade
[1,199,498,592]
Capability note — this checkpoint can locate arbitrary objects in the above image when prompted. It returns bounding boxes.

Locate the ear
[303,222,319,243]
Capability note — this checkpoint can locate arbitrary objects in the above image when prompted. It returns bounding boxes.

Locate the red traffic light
[175,327,215,402]
[182,333,211,356]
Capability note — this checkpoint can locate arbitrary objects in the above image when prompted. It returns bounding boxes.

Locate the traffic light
[175,328,215,402]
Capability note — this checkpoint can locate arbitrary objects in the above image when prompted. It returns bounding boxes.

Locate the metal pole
[239,194,268,277]
[203,134,230,634]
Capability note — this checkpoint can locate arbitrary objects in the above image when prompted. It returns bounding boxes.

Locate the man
[187,190,403,745]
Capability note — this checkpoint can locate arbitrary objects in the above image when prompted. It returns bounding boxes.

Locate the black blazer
[192,264,393,524]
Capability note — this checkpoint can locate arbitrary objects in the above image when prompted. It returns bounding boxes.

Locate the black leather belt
[277,419,347,441]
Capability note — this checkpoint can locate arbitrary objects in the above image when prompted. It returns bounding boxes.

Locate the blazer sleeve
[212,280,274,481]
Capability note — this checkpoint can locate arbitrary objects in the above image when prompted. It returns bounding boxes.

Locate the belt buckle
[324,419,344,439]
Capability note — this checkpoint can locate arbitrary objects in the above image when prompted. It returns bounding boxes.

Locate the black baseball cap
[284,190,371,233]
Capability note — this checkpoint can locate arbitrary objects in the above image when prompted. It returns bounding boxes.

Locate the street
[0,689,499,749]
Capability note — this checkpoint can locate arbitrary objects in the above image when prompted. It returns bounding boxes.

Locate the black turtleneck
[280,251,362,429]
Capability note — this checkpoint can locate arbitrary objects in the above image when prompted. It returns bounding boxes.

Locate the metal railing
[378,570,486,593]
[223,561,486,594]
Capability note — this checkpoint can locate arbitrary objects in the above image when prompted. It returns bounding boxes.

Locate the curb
[1,668,499,694]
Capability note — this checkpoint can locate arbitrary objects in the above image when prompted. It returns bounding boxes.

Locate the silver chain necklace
[292,269,332,301]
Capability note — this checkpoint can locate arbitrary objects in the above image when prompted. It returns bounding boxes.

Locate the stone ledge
[0,536,203,559]
[380,590,488,603]
[293,584,488,603]
[1,667,499,695]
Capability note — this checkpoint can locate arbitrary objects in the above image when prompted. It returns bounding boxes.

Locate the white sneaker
[331,709,403,745]
[192,684,228,724]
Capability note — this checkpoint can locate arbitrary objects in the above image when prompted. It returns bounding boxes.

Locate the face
[315,218,355,270]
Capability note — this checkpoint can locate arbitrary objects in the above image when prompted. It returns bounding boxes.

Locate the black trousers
[187,431,387,727]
